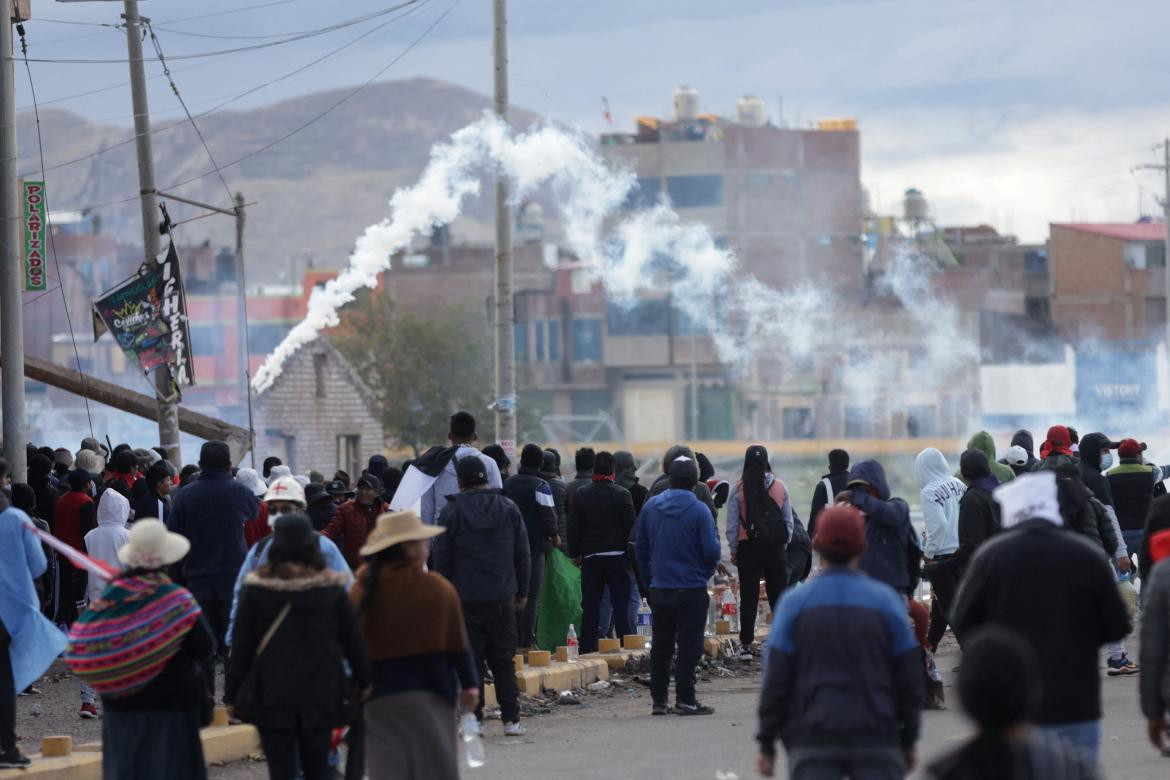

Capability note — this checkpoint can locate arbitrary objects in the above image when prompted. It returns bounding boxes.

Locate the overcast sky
[25,0,1170,242]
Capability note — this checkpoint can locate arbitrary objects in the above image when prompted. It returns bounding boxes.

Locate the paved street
[209,639,1169,780]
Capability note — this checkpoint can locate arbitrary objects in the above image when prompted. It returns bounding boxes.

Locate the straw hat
[118,519,190,569]
[263,476,306,507]
[235,467,268,497]
[359,510,444,557]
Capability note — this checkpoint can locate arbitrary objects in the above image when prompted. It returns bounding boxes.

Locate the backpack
[746,492,790,547]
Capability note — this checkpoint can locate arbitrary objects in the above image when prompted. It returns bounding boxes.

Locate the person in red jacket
[235,468,271,549]
[323,472,387,569]
[52,470,97,625]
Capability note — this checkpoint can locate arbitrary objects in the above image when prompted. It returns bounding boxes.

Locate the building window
[844,407,870,438]
[906,406,936,438]
[514,322,529,364]
[1024,249,1048,274]
[572,319,603,363]
[534,321,545,362]
[622,177,662,210]
[337,435,361,477]
[1025,297,1051,321]
[606,300,671,336]
[1149,244,1166,269]
[548,320,562,362]
[314,353,328,399]
[665,175,723,208]
[782,407,814,439]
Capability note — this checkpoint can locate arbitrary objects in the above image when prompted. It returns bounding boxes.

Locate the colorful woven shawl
[65,571,202,698]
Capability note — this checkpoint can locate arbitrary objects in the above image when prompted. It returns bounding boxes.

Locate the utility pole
[690,326,699,440]
[1137,140,1170,379]
[123,0,182,466]
[492,0,516,456]
[234,191,255,468]
[0,2,26,479]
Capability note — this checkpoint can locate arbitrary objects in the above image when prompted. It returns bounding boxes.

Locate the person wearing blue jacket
[757,504,925,779]
[635,457,721,717]
[847,460,920,598]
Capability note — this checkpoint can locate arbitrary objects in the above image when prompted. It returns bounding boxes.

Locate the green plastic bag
[535,549,582,651]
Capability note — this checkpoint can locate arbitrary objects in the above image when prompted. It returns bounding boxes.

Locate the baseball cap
[668,456,698,488]
[456,456,488,487]
[356,472,382,491]
[1004,445,1028,467]
[812,505,866,558]
[1118,438,1146,459]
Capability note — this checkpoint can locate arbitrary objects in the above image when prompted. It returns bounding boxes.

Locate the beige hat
[263,476,306,507]
[359,510,444,557]
[118,519,190,569]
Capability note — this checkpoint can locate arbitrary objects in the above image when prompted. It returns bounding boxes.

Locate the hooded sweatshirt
[84,490,131,603]
[956,431,1014,486]
[848,460,917,594]
[635,488,721,589]
[648,445,718,522]
[1077,433,1115,507]
[614,451,649,514]
[1005,429,1040,472]
[915,448,966,558]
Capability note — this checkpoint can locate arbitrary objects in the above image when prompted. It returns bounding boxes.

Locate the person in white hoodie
[78,489,131,719]
[915,448,966,652]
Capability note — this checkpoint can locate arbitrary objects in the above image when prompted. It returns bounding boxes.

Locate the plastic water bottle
[460,712,485,768]
[566,624,579,660]
[721,588,740,634]
[636,598,653,637]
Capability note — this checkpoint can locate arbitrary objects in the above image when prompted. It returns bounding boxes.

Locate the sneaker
[651,702,670,716]
[1107,655,1139,676]
[79,702,99,720]
[0,750,31,769]
[18,686,41,696]
[737,649,753,661]
[503,721,526,737]
[674,701,715,716]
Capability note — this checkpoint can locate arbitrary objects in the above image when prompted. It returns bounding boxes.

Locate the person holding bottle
[349,509,478,779]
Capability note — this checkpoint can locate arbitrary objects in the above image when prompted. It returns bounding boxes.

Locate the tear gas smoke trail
[252,113,973,410]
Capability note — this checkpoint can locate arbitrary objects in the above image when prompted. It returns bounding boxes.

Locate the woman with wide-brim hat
[66,519,216,780]
[350,510,479,780]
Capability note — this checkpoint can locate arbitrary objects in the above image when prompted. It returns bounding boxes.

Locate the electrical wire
[17,0,433,178]
[15,14,96,438]
[145,21,235,205]
[23,0,424,64]
[158,0,308,26]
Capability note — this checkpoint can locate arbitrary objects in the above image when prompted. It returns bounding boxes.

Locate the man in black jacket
[808,448,850,538]
[951,450,1001,584]
[1108,438,1161,568]
[568,452,637,653]
[565,447,595,512]
[542,450,569,552]
[132,461,174,525]
[502,444,561,649]
[951,471,1130,765]
[432,456,531,735]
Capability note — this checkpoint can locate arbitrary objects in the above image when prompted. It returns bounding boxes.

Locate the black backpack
[746,492,790,546]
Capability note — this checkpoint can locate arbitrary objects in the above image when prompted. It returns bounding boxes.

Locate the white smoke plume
[253,113,974,416]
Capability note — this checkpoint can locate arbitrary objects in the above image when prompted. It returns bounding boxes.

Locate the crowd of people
[0,419,1168,779]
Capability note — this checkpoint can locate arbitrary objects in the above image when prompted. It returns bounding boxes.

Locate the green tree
[334,290,494,456]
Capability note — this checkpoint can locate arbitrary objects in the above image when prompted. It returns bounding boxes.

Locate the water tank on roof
[736,95,766,127]
[672,85,700,121]
[518,201,544,244]
[903,188,928,222]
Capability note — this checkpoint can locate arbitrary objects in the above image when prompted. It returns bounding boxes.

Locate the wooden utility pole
[492,0,516,456]
[0,2,26,478]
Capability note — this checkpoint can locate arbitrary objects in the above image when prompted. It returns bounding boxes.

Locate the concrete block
[598,638,621,653]
[40,737,71,758]
[528,650,552,667]
[199,725,261,766]
[622,634,646,650]
[516,669,543,695]
[715,620,731,635]
[484,683,497,709]
[514,654,525,672]
[211,706,231,728]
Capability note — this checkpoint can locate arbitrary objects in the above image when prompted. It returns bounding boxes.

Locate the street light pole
[492,0,516,455]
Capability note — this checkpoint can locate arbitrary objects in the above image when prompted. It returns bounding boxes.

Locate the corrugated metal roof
[1054,222,1166,241]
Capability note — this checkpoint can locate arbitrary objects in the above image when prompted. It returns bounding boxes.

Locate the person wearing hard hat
[224,477,352,648]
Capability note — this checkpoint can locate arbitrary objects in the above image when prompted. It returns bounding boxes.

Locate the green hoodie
[956,430,1015,486]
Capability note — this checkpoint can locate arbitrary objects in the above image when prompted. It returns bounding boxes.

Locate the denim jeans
[580,555,632,654]
[649,587,708,706]
[787,744,904,780]
[598,567,641,638]
[1038,720,1101,765]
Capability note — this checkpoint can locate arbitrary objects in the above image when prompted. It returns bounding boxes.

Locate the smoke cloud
[252,113,974,421]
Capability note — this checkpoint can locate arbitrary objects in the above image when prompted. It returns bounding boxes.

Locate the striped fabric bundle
[65,571,202,698]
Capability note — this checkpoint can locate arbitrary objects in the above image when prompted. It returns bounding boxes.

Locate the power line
[17,0,433,177]
[23,0,425,64]
[14,20,95,438]
[145,21,234,205]
[158,0,309,26]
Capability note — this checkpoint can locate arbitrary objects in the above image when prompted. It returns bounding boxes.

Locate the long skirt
[102,706,207,780]
[365,691,458,780]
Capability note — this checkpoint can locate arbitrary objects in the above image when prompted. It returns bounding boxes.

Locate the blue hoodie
[635,488,721,589]
[847,460,917,594]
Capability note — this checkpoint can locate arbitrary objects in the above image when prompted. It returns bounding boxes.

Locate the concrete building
[252,337,384,476]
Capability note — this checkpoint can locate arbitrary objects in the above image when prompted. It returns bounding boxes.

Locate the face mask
[1100,453,1114,471]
